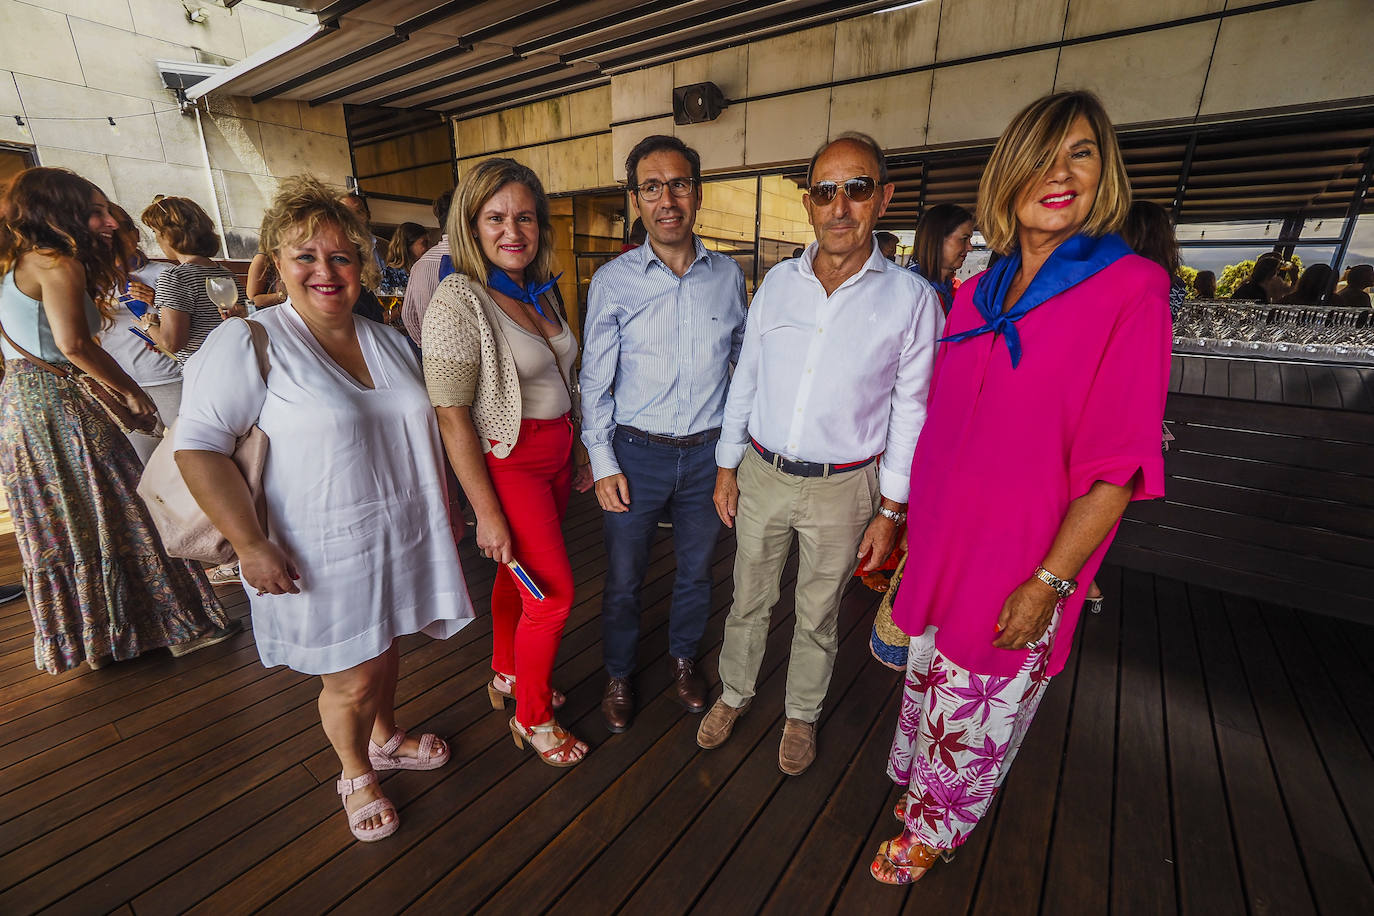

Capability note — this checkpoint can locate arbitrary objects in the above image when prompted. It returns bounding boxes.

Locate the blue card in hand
[120,293,148,318]
[505,558,546,601]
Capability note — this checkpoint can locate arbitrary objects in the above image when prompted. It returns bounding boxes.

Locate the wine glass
[378,285,405,325]
[206,276,242,319]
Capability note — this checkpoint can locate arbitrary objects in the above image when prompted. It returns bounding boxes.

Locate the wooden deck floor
[2,490,1373,915]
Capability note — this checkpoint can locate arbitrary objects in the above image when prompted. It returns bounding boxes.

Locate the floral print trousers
[886,603,1063,850]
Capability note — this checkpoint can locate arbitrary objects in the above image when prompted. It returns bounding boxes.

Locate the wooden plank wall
[1111,356,1374,624]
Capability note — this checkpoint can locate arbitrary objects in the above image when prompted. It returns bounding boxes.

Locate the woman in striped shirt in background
[138,195,248,586]
[137,196,245,362]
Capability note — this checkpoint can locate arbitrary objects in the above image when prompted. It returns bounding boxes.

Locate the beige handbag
[137,319,270,565]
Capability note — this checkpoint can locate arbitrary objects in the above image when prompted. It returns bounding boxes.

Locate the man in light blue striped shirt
[580,135,748,733]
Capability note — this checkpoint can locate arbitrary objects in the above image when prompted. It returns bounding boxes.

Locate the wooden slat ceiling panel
[298,41,487,101]
[226,0,892,114]
[230,3,1371,227]
[271,33,460,101]
[517,0,764,57]
[385,54,572,108]
[227,19,397,98]
[418,60,605,112]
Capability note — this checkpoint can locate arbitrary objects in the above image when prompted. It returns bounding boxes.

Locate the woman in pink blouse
[870,91,1172,884]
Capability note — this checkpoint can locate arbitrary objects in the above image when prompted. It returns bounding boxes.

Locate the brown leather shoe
[779,718,817,775]
[601,676,633,733]
[696,697,747,749]
[671,657,707,713]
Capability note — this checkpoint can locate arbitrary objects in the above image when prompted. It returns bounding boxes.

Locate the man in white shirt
[697,132,943,775]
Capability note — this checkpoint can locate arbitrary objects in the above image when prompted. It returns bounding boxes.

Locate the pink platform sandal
[336,771,398,842]
[487,671,565,711]
[368,728,449,771]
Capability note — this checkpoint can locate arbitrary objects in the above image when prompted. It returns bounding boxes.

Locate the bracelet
[1034,565,1077,599]
[877,506,906,525]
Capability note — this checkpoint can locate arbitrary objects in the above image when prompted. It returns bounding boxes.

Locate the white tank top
[493,308,576,419]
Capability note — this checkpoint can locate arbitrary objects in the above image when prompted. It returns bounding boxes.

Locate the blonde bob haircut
[976,90,1131,255]
[446,157,555,286]
[258,175,380,289]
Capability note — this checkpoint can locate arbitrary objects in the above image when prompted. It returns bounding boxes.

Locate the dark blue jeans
[601,427,722,678]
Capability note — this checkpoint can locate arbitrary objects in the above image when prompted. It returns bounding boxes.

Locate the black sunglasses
[807,176,877,205]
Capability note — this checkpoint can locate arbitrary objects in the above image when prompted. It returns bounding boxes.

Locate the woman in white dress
[174,176,475,842]
[103,204,178,463]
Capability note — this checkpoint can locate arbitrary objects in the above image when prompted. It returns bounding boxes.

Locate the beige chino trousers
[718,447,881,722]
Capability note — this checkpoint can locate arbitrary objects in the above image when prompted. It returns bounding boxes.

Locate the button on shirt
[580,238,747,481]
[716,240,944,502]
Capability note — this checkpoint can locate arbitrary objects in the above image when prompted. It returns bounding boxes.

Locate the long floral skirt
[886,602,1063,850]
[0,360,226,673]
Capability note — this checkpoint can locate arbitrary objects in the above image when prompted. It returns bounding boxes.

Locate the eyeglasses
[633,178,696,201]
[807,176,877,205]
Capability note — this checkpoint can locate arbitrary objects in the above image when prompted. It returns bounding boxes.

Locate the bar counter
[1111,347,1374,623]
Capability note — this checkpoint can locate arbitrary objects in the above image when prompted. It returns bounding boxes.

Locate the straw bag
[869,552,910,671]
[137,319,269,565]
[0,319,163,436]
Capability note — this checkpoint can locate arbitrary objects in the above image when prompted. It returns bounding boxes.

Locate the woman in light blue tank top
[0,167,232,673]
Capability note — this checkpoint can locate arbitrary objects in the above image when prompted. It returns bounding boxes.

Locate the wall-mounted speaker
[673,82,727,125]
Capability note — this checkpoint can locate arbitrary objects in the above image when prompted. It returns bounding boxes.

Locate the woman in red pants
[422,157,593,766]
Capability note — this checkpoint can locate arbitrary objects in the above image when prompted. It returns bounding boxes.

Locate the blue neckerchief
[941,233,1131,367]
[486,268,562,319]
[930,279,954,314]
[909,259,954,314]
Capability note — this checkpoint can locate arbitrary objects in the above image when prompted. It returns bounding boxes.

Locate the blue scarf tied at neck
[487,268,563,319]
[929,278,954,314]
[909,260,954,314]
[941,232,1131,367]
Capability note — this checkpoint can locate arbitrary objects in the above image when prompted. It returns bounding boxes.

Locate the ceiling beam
[252,32,408,103]
[310,42,473,106]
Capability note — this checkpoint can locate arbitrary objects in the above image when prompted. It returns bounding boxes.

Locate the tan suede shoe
[696,698,747,749]
[779,718,817,775]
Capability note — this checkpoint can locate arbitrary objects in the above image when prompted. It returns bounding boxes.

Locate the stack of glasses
[1172,299,1374,364]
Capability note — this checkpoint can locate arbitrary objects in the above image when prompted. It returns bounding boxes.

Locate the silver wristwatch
[877,506,907,525]
[1034,565,1077,598]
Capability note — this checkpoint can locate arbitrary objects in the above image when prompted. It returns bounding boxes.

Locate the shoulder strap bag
[0,317,164,436]
[137,318,270,565]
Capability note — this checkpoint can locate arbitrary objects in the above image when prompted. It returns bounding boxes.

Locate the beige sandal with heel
[487,672,565,710]
[508,717,587,767]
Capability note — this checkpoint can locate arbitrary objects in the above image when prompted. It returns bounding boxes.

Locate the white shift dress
[175,303,474,674]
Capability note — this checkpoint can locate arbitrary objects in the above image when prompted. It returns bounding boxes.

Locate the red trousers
[485,415,574,727]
